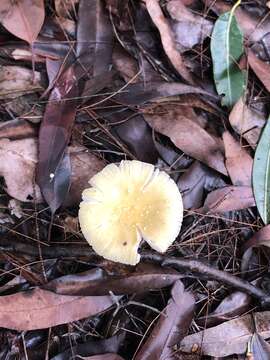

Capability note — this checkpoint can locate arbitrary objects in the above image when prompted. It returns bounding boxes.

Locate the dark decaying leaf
[37,66,78,213]
[51,335,124,360]
[248,48,270,93]
[197,291,251,327]
[201,186,255,214]
[210,10,246,107]
[135,280,195,360]
[180,311,270,357]
[113,113,158,164]
[77,0,112,76]
[43,263,182,296]
[145,0,194,84]
[178,161,226,210]
[0,0,45,43]
[0,288,119,331]
[251,333,270,360]
[252,117,270,224]
[115,81,217,106]
[222,131,253,186]
[144,106,227,175]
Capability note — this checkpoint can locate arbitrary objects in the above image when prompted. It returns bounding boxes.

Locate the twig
[141,251,270,306]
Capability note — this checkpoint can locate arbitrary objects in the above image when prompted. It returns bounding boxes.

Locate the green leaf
[253,119,270,224]
[210,11,246,107]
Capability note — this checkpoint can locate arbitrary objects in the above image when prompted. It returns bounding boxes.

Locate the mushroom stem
[141,251,270,306]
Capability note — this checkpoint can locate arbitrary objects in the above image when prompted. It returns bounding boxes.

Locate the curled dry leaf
[248,49,270,92]
[197,291,251,328]
[145,0,194,84]
[0,66,42,99]
[229,97,265,149]
[167,0,213,51]
[178,161,226,209]
[113,114,158,164]
[135,280,195,360]
[43,263,183,296]
[180,311,270,357]
[0,0,45,43]
[144,106,227,175]
[0,137,105,205]
[0,288,118,331]
[222,131,253,186]
[201,186,255,214]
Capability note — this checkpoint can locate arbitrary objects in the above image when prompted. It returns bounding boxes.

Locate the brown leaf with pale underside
[223,131,253,186]
[144,0,194,84]
[0,288,118,331]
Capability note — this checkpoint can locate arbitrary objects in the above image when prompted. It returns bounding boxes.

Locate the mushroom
[79,160,183,265]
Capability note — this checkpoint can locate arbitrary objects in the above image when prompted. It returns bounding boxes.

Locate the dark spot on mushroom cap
[123,242,127,246]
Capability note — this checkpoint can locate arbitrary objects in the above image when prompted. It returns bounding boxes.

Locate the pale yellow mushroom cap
[79,160,183,265]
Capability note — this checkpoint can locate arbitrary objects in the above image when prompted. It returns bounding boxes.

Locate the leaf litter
[0,0,270,358]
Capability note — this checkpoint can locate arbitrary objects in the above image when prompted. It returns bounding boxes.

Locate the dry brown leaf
[248,49,270,92]
[229,97,265,149]
[54,0,78,18]
[0,66,42,99]
[144,108,227,175]
[65,146,106,207]
[180,311,270,357]
[144,0,194,84]
[167,0,213,51]
[0,0,45,43]
[0,138,105,205]
[222,131,253,186]
[0,119,37,140]
[201,186,255,213]
[112,46,139,83]
[0,288,117,331]
[178,161,226,209]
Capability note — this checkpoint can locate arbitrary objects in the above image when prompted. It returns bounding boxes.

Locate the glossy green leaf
[210,11,246,107]
[253,119,270,224]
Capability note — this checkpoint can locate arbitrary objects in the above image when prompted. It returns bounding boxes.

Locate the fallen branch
[141,251,270,306]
